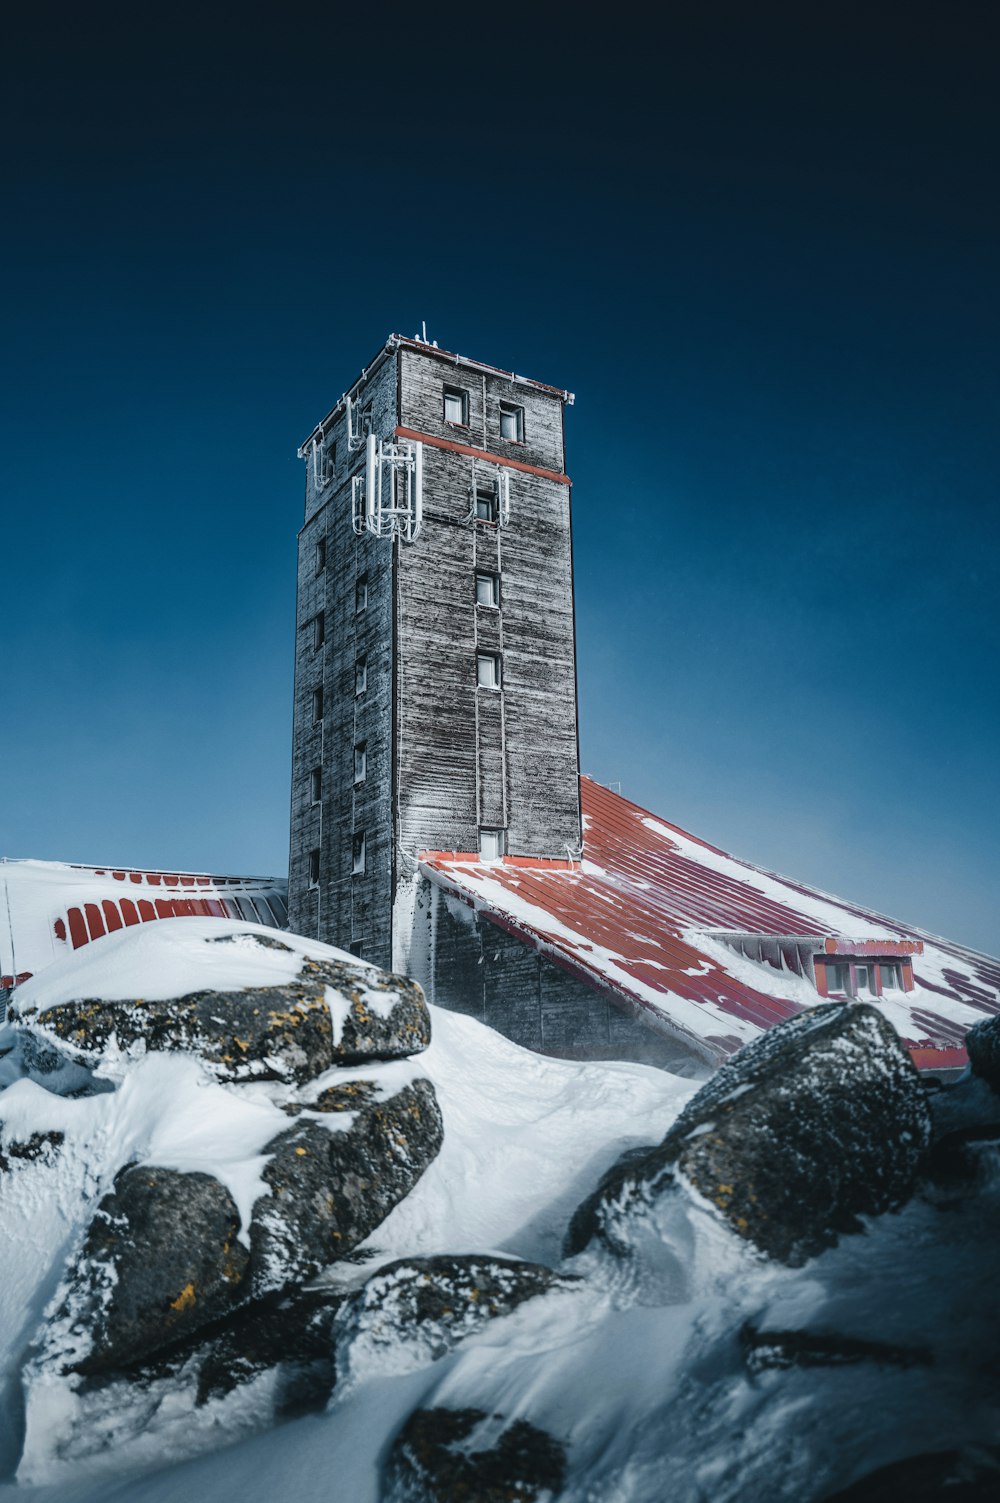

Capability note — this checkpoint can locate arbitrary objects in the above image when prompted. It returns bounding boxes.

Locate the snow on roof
[0,859,288,988]
[420,777,1000,1069]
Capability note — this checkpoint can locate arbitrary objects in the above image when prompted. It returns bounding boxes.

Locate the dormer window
[443,387,469,426]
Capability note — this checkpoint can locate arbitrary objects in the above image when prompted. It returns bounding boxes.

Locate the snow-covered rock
[384,1406,567,1503]
[964,1013,1000,1093]
[566,1002,931,1265]
[10,922,430,1084]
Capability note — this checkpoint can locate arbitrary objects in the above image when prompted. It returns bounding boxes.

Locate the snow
[1,920,997,1500]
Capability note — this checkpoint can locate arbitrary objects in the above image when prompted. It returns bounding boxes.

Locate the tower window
[475,487,497,523]
[352,831,366,875]
[443,387,469,426]
[480,829,505,861]
[355,655,367,695]
[312,686,324,723]
[356,574,368,614]
[354,741,367,784]
[322,440,336,483]
[310,766,321,803]
[475,572,500,608]
[308,849,320,886]
[477,653,502,690]
[313,612,325,649]
[349,940,365,958]
[499,403,524,442]
[315,537,327,574]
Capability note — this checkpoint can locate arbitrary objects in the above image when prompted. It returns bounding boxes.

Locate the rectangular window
[475,572,500,608]
[308,849,320,886]
[475,486,497,523]
[479,829,505,861]
[443,386,469,425]
[477,652,502,690]
[349,940,364,958]
[354,741,367,783]
[313,612,325,649]
[855,962,875,995]
[879,962,902,992]
[315,537,327,574]
[352,831,366,875]
[824,961,851,995]
[356,574,368,614]
[312,686,324,723]
[355,655,367,695]
[310,766,322,804]
[499,403,524,442]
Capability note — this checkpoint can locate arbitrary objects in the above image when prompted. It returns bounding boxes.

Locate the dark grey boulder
[337,1254,577,1373]
[965,1014,1000,1093]
[14,943,431,1085]
[565,1002,931,1266]
[740,1321,932,1377]
[249,1078,444,1296]
[47,1167,250,1376]
[385,1407,567,1503]
[821,1446,1000,1500]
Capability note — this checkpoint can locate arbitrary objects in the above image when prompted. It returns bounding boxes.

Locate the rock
[249,1078,444,1296]
[0,1129,63,1173]
[384,1407,567,1503]
[821,1446,1000,1500]
[965,1014,1000,1093]
[336,1254,577,1379]
[565,1002,931,1266]
[19,1288,343,1482]
[740,1322,932,1377]
[43,1167,249,1376]
[919,1123,1000,1194]
[14,948,431,1085]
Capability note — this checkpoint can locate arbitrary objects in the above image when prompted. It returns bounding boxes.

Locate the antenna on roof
[421,320,427,343]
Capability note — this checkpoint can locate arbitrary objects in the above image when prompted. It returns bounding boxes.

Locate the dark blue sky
[3,4,998,952]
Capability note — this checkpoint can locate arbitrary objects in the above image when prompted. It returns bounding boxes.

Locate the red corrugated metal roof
[420,777,1000,1068]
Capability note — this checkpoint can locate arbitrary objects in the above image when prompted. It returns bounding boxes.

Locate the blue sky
[2,4,997,952]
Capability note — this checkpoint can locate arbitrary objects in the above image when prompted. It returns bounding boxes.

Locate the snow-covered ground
[0,922,996,1500]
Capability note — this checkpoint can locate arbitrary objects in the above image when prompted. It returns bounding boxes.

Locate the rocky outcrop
[336,1254,577,1380]
[250,1078,444,1296]
[384,1407,567,1503]
[566,1002,931,1266]
[964,1014,1000,1093]
[12,949,431,1085]
[46,1167,250,1376]
[740,1322,932,1377]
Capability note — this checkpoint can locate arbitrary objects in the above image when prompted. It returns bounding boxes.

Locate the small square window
[315,537,327,574]
[308,848,320,886]
[352,831,366,875]
[475,487,497,523]
[355,655,367,695]
[499,403,524,442]
[312,686,324,723]
[477,653,502,690]
[313,612,325,649]
[356,574,368,614]
[475,572,500,608]
[354,741,367,783]
[443,387,469,425]
[310,766,322,803]
[824,961,851,995]
[479,829,505,861]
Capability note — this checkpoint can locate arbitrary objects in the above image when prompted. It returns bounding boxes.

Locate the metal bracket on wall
[352,432,424,543]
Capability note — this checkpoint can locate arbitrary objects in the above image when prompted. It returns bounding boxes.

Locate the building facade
[288,334,583,974]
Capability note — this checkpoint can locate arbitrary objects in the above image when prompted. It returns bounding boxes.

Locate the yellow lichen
[294,1146,307,1156]
[170,1283,196,1312]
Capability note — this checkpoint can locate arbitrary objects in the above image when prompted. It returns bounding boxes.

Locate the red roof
[420,777,1000,1069]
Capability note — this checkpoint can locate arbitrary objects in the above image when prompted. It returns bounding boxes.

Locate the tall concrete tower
[288,334,580,972]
